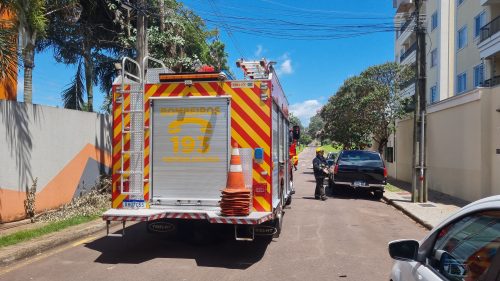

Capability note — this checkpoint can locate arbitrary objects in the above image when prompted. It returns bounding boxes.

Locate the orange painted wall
[0,144,111,222]
[0,9,17,101]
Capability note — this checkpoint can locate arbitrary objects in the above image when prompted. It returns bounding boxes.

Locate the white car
[388,195,500,281]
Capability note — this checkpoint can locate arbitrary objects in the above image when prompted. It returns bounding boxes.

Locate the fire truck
[102,56,298,241]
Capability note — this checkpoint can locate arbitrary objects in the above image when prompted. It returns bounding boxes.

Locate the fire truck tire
[285,195,292,206]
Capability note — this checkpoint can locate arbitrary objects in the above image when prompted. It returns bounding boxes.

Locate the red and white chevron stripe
[103,212,274,225]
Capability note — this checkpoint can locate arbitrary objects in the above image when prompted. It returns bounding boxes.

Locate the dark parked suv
[329,150,387,199]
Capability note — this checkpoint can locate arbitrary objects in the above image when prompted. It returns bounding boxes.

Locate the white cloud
[290,99,323,126]
[254,45,264,57]
[276,53,293,75]
[280,59,293,75]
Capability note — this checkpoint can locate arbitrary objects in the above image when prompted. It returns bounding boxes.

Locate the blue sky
[17,0,396,126]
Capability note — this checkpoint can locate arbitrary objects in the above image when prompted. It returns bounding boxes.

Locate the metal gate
[150,96,230,206]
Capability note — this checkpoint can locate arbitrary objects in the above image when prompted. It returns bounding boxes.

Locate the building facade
[389,0,500,202]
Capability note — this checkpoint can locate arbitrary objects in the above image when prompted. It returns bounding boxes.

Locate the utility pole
[411,0,427,203]
[136,0,148,66]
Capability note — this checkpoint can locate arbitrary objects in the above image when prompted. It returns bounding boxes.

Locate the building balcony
[481,75,500,87]
[400,43,417,65]
[393,0,414,13]
[479,16,500,59]
[397,18,416,45]
[481,0,500,6]
[399,79,416,99]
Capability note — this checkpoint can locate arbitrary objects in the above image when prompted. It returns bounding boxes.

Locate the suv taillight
[334,164,339,175]
[383,167,388,178]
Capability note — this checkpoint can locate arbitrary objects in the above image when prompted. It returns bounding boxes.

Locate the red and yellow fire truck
[103,56,298,240]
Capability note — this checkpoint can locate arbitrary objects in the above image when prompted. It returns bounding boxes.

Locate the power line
[207,0,246,58]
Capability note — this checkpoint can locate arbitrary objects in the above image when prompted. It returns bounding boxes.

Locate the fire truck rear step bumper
[102,209,273,225]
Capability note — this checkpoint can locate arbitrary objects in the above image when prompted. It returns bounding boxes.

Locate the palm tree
[42,0,125,112]
[5,0,47,104]
[0,17,17,80]
[61,60,84,110]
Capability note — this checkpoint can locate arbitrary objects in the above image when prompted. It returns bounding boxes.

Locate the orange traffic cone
[220,144,251,217]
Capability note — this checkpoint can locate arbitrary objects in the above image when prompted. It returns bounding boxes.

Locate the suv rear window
[338,151,383,166]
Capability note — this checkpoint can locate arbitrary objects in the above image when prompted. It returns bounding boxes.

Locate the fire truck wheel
[285,195,292,206]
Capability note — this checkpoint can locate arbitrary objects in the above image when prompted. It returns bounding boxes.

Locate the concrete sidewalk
[383,178,470,229]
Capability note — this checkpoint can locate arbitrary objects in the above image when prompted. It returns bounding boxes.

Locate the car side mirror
[388,239,419,261]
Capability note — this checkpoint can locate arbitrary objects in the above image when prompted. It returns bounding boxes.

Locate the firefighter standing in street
[313,147,328,201]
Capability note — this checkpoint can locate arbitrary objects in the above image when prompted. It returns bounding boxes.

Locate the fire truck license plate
[123,200,145,208]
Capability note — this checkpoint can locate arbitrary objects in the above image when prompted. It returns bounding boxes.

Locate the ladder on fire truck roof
[236,59,271,80]
[116,56,168,198]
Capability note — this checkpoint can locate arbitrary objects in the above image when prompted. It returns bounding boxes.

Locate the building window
[457,72,467,94]
[431,49,438,68]
[431,85,438,103]
[431,12,438,31]
[457,0,465,6]
[475,12,486,38]
[385,147,394,163]
[458,26,467,50]
[474,63,484,87]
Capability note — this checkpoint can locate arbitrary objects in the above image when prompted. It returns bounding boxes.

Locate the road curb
[383,196,434,230]
[0,219,113,267]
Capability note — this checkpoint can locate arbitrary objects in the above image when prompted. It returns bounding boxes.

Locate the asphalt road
[0,147,426,281]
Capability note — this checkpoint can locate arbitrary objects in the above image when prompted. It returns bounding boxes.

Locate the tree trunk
[160,0,165,32]
[22,44,35,104]
[84,51,93,112]
[136,0,147,65]
[377,138,388,155]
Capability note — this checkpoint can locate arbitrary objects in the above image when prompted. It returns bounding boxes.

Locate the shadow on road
[85,222,272,269]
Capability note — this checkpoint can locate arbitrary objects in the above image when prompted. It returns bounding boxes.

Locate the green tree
[41,0,125,112]
[321,76,374,149]
[307,113,324,140]
[145,1,229,72]
[61,61,84,110]
[289,112,303,131]
[321,62,413,152]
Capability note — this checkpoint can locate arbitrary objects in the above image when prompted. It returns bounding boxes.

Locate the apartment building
[478,0,500,88]
[389,0,500,202]
[395,0,496,102]
[394,0,423,100]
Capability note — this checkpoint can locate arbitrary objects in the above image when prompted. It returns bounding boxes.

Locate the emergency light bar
[159,72,225,82]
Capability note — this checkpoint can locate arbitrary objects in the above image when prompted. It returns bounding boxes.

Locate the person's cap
[316,148,324,153]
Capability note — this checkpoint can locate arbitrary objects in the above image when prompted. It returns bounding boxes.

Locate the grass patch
[321,144,341,153]
[385,183,403,192]
[0,214,101,248]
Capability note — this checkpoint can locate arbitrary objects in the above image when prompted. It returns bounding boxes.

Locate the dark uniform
[313,151,328,200]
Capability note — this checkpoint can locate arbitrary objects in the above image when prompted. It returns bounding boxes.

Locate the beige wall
[392,117,414,183]
[389,87,500,201]
[426,94,482,200]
